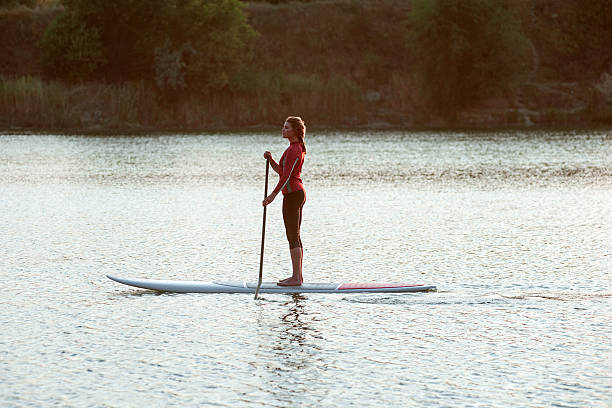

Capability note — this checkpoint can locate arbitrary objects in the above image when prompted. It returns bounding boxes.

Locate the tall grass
[1,76,65,128]
[0,77,152,129]
[0,73,371,130]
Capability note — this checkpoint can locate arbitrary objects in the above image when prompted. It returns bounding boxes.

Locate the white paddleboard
[107,274,436,294]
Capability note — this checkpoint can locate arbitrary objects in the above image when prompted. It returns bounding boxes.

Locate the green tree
[173,0,257,91]
[408,0,529,119]
[154,37,196,100]
[58,0,167,81]
[40,12,106,80]
[42,0,256,92]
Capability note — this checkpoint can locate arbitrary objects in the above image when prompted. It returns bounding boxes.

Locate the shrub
[408,0,530,119]
[41,0,256,91]
[57,0,167,81]
[40,12,105,80]
[177,0,257,91]
[154,38,196,98]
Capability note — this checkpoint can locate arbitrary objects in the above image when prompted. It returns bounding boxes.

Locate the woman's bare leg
[278,247,302,286]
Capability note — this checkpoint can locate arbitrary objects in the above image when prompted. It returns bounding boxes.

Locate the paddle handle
[255,158,270,299]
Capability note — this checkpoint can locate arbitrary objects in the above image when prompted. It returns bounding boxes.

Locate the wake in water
[497,292,611,301]
[342,291,612,305]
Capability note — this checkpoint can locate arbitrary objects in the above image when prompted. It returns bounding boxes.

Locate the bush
[41,0,256,91]
[176,0,257,91]
[57,0,168,81]
[408,0,530,119]
[40,12,105,80]
[154,38,195,96]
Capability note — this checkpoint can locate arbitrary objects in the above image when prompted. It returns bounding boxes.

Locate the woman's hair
[286,116,306,154]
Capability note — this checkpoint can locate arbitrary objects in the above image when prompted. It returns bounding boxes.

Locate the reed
[0,72,372,130]
[12,77,98,128]
[1,76,44,127]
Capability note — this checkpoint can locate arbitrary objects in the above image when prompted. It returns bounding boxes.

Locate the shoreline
[2,123,611,136]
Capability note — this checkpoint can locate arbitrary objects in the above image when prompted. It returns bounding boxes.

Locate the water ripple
[0,131,610,407]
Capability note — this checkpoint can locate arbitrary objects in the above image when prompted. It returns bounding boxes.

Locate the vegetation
[40,12,105,80]
[0,0,611,130]
[408,0,530,119]
[41,0,256,93]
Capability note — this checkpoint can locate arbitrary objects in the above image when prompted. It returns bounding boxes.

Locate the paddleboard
[106,274,436,294]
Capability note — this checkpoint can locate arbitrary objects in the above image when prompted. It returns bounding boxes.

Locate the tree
[174,0,257,91]
[42,0,256,92]
[154,38,195,99]
[41,12,106,80]
[57,0,169,81]
[408,0,530,119]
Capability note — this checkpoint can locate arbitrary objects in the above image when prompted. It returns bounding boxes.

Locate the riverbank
[1,1,611,131]
[3,77,610,132]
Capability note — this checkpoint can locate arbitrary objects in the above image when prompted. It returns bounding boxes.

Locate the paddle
[254,157,270,300]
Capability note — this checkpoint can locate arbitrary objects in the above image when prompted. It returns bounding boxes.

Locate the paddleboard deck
[107,275,436,294]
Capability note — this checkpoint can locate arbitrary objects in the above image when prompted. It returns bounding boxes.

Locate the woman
[262,116,307,286]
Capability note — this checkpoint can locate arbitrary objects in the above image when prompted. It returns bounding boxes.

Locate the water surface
[1,130,610,407]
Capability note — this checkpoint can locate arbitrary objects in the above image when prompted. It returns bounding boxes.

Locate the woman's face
[282,121,295,139]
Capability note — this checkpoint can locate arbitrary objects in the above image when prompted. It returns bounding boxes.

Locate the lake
[1,130,610,407]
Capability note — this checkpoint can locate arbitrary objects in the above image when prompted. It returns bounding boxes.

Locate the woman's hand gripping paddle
[255,158,270,300]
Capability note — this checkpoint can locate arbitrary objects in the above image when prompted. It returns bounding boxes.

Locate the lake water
[1,130,610,407]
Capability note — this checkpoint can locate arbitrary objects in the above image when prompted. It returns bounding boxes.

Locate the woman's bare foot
[277,277,302,286]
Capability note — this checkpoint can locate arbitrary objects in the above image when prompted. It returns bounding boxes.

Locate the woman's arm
[262,148,299,206]
[264,151,280,174]
[271,156,299,196]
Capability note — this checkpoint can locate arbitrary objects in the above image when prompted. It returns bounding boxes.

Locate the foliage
[154,38,195,95]
[174,0,257,91]
[6,0,604,129]
[56,0,168,81]
[408,0,530,119]
[41,0,256,92]
[40,12,105,80]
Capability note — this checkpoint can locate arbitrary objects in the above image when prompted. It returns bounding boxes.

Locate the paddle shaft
[254,158,270,299]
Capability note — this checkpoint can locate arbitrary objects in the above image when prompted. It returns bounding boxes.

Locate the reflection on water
[253,294,327,406]
[0,131,610,407]
[277,294,311,354]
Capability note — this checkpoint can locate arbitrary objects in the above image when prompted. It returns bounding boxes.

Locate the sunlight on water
[0,130,610,407]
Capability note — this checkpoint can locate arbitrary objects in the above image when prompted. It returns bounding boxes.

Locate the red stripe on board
[337,283,424,290]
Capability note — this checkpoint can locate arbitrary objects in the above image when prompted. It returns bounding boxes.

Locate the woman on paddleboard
[262,116,307,287]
